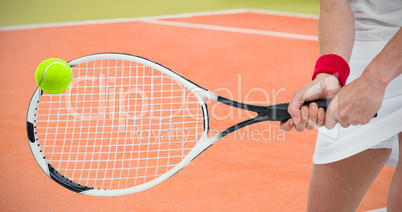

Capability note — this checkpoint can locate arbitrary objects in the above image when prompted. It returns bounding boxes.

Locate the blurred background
[0,0,319,27]
[1,1,393,212]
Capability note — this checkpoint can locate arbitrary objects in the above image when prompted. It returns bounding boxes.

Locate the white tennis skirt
[313,40,402,166]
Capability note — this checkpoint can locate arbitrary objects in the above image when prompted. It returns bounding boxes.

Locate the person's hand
[324,73,385,129]
[281,73,341,132]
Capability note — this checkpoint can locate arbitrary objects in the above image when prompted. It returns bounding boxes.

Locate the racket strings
[36,59,203,190]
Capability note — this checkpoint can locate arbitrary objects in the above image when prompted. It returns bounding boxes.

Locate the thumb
[288,89,305,125]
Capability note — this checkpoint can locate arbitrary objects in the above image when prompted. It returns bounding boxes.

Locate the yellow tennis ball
[35,58,73,94]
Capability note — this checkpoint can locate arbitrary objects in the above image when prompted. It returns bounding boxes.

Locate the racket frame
[26,53,318,196]
[27,53,217,196]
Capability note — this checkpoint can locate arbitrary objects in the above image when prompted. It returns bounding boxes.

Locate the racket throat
[213,115,268,140]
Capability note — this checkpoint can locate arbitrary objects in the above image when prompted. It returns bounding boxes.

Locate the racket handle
[268,99,377,122]
[301,99,330,111]
[268,99,329,122]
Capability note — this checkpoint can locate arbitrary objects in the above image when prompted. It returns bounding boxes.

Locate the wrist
[362,53,402,90]
[312,54,350,86]
[361,65,391,91]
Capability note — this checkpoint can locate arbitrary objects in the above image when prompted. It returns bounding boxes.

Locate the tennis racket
[27,53,330,196]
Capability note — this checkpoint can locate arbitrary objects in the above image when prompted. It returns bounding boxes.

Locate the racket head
[26,53,213,196]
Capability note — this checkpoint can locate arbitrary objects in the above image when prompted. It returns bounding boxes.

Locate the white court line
[0,8,317,31]
[247,8,318,19]
[142,19,318,41]
[366,208,387,212]
[0,8,248,31]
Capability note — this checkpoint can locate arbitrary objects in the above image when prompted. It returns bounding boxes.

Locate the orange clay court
[0,10,394,211]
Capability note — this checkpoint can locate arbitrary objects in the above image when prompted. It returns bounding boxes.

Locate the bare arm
[362,28,402,88]
[282,0,354,131]
[282,1,402,131]
[325,27,402,128]
[318,0,355,61]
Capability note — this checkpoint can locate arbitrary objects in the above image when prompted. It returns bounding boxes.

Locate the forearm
[318,0,355,62]
[362,28,402,89]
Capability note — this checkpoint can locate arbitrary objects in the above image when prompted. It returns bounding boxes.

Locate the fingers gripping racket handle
[268,99,377,122]
[268,99,330,122]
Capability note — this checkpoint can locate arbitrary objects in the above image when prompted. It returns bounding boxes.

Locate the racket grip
[269,99,377,122]
[301,99,330,111]
[300,99,377,119]
[268,99,330,122]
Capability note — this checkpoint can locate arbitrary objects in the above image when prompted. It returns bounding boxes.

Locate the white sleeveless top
[348,0,402,41]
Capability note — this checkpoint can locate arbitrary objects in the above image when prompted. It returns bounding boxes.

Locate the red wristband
[312,54,350,86]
